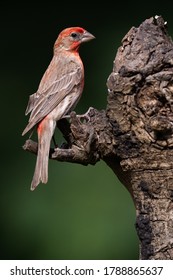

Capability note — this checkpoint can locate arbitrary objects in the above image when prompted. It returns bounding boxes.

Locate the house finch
[22,27,95,190]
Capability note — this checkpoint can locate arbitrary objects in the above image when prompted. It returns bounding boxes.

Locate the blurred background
[1,2,172,260]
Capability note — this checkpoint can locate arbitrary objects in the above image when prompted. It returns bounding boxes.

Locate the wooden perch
[23,15,173,259]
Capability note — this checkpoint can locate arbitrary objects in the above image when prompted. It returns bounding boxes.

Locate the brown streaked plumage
[22,27,95,190]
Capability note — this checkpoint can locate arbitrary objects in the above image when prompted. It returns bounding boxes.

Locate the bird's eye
[71,32,78,38]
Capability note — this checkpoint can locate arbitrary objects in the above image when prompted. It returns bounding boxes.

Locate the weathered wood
[106,15,173,259]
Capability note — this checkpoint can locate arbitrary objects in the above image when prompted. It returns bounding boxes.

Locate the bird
[22,27,95,190]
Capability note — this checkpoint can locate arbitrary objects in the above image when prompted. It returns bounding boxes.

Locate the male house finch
[22,27,95,190]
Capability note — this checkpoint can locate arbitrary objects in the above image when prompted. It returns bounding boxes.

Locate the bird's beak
[81,30,95,43]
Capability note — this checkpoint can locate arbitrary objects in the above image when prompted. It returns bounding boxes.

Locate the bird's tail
[31,118,55,191]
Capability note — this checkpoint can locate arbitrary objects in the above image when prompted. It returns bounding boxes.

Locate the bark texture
[23,16,173,259]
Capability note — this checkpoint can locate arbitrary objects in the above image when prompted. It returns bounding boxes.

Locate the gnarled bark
[23,16,173,259]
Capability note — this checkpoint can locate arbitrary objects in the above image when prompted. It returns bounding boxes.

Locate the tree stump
[23,15,173,260]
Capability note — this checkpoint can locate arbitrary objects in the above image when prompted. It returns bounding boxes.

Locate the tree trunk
[23,15,173,260]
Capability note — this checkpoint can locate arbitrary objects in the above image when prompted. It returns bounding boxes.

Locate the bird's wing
[30,67,82,122]
[22,60,83,135]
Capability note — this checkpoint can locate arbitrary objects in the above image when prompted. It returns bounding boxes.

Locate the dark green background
[1,2,172,260]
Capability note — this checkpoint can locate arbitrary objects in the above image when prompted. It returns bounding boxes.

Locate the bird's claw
[76,107,95,123]
[63,107,94,123]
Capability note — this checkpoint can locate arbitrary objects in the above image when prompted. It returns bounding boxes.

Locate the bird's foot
[76,107,95,123]
[63,107,94,123]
